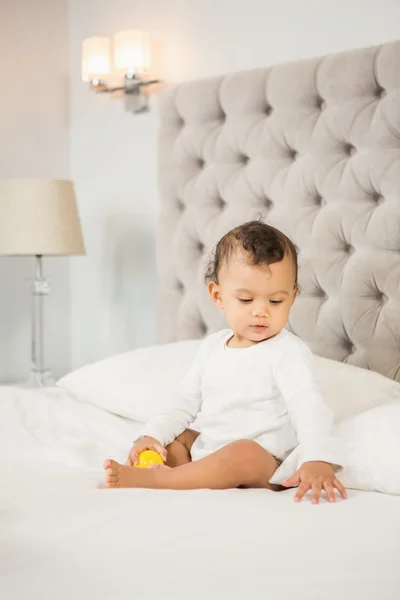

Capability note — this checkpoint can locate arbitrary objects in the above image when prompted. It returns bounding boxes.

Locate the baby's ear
[290,284,300,305]
[294,284,300,297]
[208,281,224,309]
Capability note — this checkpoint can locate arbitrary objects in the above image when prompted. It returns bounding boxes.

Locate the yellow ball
[135,450,164,469]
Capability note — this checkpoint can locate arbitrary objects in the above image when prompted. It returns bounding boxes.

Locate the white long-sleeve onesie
[141,329,344,484]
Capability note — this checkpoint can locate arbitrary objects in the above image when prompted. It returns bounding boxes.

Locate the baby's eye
[270,300,283,305]
[239,298,253,303]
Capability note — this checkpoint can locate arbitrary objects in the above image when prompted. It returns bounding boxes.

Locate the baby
[104,221,347,503]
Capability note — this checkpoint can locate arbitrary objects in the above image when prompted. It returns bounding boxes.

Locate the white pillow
[315,355,400,420]
[58,340,201,423]
[58,338,400,424]
[270,400,400,494]
[334,401,400,495]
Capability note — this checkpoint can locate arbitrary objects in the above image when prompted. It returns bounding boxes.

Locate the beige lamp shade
[114,30,151,74]
[0,179,85,256]
[81,36,111,82]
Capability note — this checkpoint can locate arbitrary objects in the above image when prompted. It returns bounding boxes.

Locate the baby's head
[206,221,298,346]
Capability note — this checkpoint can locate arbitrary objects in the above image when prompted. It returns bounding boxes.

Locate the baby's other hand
[127,436,167,466]
[282,461,347,504]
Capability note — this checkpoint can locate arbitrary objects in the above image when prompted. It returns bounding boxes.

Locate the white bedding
[1,386,400,599]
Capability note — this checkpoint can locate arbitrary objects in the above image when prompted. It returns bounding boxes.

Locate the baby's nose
[252,305,269,317]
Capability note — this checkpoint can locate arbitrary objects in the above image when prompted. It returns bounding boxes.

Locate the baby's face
[209,252,297,347]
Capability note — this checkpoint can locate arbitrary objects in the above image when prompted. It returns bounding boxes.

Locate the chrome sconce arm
[89,74,161,113]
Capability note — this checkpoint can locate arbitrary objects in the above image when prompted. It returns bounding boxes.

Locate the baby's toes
[103,458,120,470]
[103,459,122,488]
[105,474,118,488]
[105,467,119,488]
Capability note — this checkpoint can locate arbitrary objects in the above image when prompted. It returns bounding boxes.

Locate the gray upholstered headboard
[157,41,400,380]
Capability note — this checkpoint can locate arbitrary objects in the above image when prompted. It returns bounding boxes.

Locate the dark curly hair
[205,220,298,284]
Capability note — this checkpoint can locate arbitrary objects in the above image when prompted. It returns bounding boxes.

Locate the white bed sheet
[1,386,399,600]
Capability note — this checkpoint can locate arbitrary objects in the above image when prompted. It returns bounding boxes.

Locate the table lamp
[0,179,85,387]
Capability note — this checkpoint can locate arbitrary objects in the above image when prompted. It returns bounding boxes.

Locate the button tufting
[219,107,227,121]
[372,193,385,205]
[345,144,357,156]
[264,197,274,210]
[376,87,386,99]
[375,291,388,303]
[158,55,400,377]
[216,197,226,210]
[199,321,208,335]
[313,287,326,299]
[343,243,354,255]
[343,339,356,353]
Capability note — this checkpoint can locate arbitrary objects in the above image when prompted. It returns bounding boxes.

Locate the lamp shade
[114,29,151,74]
[0,179,85,256]
[82,36,111,82]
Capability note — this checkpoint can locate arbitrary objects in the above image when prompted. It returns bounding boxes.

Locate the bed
[2,40,400,599]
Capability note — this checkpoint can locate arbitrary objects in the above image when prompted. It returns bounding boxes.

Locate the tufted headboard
[157,41,400,380]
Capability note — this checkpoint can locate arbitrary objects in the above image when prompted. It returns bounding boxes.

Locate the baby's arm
[141,376,202,447]
[273,340,343,468]
[136,340,209,448]
[273,340,346,503]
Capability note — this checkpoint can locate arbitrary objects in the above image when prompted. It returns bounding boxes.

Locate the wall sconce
[82,30,161,113]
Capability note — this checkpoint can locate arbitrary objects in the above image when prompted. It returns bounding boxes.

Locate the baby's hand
[128,436,167,466]
[282,461,347,504]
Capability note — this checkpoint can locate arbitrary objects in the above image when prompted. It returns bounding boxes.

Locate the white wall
[0,0,70,383]
[68,0,400,370]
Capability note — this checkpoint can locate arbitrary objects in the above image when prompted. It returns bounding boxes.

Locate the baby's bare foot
[103,459,169,488]
[103,459,141,488]
[147,464,171,470]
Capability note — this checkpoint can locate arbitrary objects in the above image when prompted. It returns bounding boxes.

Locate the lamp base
[25,256,56,390]
[20,369,56,389]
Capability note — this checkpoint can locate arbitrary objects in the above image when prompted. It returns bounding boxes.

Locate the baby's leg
[165,429,200,467]
[104,440,281,491]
